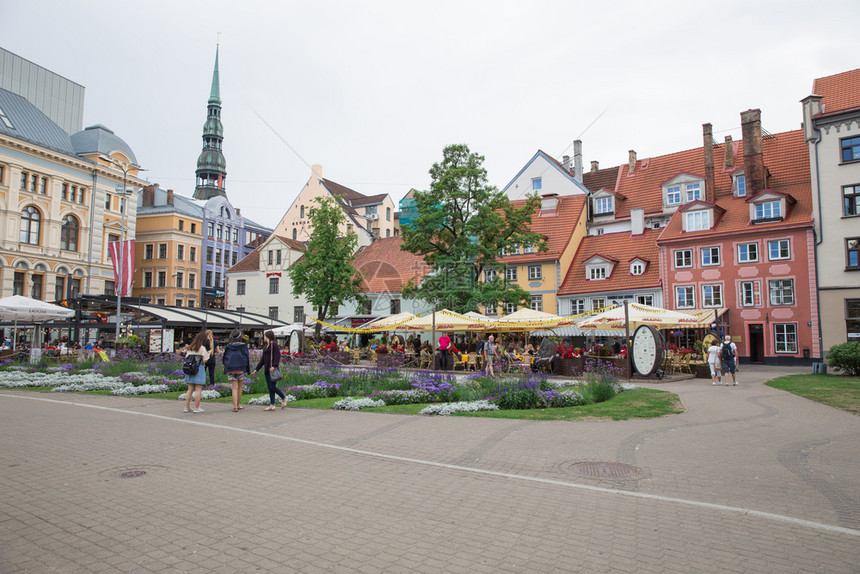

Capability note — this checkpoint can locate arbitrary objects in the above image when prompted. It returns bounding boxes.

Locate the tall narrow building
[193,46,227,200]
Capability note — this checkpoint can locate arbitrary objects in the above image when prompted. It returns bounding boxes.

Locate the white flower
[332,397,385,411]
[419,400,500,416]
[178,390,222,401]
[111,384,170,396]
[247,394,296,405]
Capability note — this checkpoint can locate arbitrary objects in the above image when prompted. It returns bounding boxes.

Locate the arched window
[60,215,79,251]
[292,228,297,240]
[20,206,41,245]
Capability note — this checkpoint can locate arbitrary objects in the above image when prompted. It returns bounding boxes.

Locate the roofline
[656,219,813,244]
[501,150,590,195]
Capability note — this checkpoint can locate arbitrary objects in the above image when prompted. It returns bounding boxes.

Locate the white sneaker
[183,408,192,413]
[192,408,205,413]
[733,382,738,386]
[712,382,716,385]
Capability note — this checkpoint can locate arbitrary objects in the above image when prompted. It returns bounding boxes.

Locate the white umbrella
[0,295,75,322]
[577,303,702,331]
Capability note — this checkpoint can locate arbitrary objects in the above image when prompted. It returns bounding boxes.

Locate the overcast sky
[4,0,858,228]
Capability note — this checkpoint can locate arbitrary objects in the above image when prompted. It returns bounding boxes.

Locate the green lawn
[765,374,860,415]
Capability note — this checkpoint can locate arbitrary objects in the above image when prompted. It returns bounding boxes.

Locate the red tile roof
[582,165,621,193]
[500,195,587,263]
[657,130,812,243]
[558,228,662,295]
[350,236,431,293]
[812,68,860,118]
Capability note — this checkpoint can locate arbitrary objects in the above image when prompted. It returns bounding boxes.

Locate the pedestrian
[612,337,622,355]
[707,340,723,385]
[183,331,210,413]
[483,334,496,377]
[412,335,422,356]
[720,335,739,386]
[438,332,451,371]
[254,330,287,411]
[222,328,250,412]
[203,329,218,387]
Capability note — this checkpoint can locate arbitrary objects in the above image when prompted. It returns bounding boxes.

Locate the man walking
[483,334,496,377]
[720,335,739,386]
[438,332,451,371]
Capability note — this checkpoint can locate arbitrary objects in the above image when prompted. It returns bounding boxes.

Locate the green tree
[288,196,367,339]
[401,144,545,313]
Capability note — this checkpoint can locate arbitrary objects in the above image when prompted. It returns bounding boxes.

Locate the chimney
[703,123,715,201]
[628,150,637,175]
[630,208,645,236]
[590,160,600,173]
[562,155,570,171]
[167,189,174,205]
[741,109,765,195]
[142,185,155,207]
[724,135,734,169]
[573,140,583,183]
[540,192,559,214]
[236,208,241,216]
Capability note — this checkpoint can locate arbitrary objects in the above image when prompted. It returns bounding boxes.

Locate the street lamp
[99,156,146,347]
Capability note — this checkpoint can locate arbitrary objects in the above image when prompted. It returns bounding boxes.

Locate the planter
[694,363,711,379]
[556,356,585,377]
[584,355,631,379]
[378,353,404,369]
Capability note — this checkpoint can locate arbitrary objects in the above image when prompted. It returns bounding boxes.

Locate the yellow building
[133,186,203,307]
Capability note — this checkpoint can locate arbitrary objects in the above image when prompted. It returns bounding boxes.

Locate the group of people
[706,335,739,386]
[182,328,288,413]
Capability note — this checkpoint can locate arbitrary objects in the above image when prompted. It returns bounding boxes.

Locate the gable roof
[499,194,587,263]
[558,228,662,296]
[229,246,262,273]
[812,68,860,118]
[582,165,621,194]
[657,130,812,242]
[350,236,431,293]
[501,150,590,196]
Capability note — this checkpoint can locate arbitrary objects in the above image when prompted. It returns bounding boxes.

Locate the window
[848,238,860,269]
[29,174,36,192]
[505,303,516,314]
[178,220,184,231]
[144,244,154,260]
[737,243,758,263]
[631,262,645,275]
[216,225,222,240]
[768,239,790,260]
[0,106,12,129]
[232,228,238,242]
[105,193,112,210]
[175,272,183,288]
[187,300,195,308]
[55,275,66,301]
[177,245,184,260]
[215,248,222,265]
[701,246,720,266]
[206,246,213,263]
[276,250,282,265]
[588,267,607,280]
[215,272,221,287]
[157,272,166,288]
[734,174,746,197]
[505,267,517,282]
[386,207,391,221]
[685,210,709,231]
[144,272,153,288]
[523,244,534,254]
[509,244,519,255]
[31,274,43,300]
[530,295,543,312]
[157,298,165,305]
[674,249,692,268]
[293,306,303,323]
[104,280,115,297]
[528,265,542,280]
[844,185,860,216]
[231,252,237,266]
[675,286,695,308]
[532,178,542,191]
[69,277,80,298]
[754,201,781,220]
[20,206,40,244]
[769,279,795,305]
[774,324,798,353]
[847,299,860,341]
[191,223,196,234]
[739,281,759,307]
[485,268,496,282]
[188,274,196,289]
[205,270,212,286]
[386,229,391,237]
[60,215,79,251]
[269,277,279,294]
[268,251,273,265]
[189,247,197,262]
[636,294,654,306]
[268,306,280,320]
[841,136,860,162]
[175,299,182,307]
[485,305,498,316]
[78,187,86,204]
[591,298,606,311]
[158,244,167,259]
[666,185,682,205]
[571,299,585,315]
[685,182,701,202]
[594,196,613,215]
[300,205,305,218]
[390,299,401,314]
[13,272,24,296]
[207,222,214,237]
[702,284,722,307]
[61,183,68,200]
[292,228,297,240]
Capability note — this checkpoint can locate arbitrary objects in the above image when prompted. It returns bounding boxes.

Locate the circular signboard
[632,325,664,377]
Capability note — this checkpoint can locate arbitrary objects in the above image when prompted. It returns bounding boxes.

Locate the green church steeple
[193,45,227,200]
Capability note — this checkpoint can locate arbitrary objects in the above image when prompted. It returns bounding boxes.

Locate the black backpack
[182,354,202,375]
[721,342,735,361]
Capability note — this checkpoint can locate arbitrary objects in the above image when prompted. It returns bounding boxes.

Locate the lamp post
[99,156,146,346]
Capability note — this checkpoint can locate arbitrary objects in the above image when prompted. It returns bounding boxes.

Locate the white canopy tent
[0,296,75,360]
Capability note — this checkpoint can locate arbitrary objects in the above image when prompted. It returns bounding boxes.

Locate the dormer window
[667,185,682,205]
[589,267,607,280]
[584,255,616,280]
[663,175,704,208]
[594,196,613,215]
[523,243,534,254]
[754,200,781,221]
[685,183,702,202]
[630,261,645,275]
[734,173,746,197]
[684,210,710,231]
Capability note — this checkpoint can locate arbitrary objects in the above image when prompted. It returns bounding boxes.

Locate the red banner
[108,239,135,296]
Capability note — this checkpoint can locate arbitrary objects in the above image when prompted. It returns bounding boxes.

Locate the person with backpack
[720,335,739,386]
[183,331,210,413]
[222,328,250,412]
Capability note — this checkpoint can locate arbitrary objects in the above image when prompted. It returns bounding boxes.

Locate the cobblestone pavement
[1,365,858,573]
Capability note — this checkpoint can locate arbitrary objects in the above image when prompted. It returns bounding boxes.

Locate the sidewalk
[0,364,857,573]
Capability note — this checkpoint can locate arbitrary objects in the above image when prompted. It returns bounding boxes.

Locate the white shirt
[707,345,721,364]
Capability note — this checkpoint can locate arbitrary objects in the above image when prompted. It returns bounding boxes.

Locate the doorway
[748,324,764,362]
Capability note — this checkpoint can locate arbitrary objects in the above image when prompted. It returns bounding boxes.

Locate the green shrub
[588,379,617,403]
[826,342,860,376]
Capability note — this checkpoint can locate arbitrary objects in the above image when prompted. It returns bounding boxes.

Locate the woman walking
[183,331,210,413]
[203,329,218,387]
[254,330,286,411]
[222,328,250,411]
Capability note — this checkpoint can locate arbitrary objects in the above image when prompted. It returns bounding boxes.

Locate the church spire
[193,44,227,200]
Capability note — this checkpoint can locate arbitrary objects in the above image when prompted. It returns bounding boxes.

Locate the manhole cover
[570,461,640,479]
[119,470,147,479]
